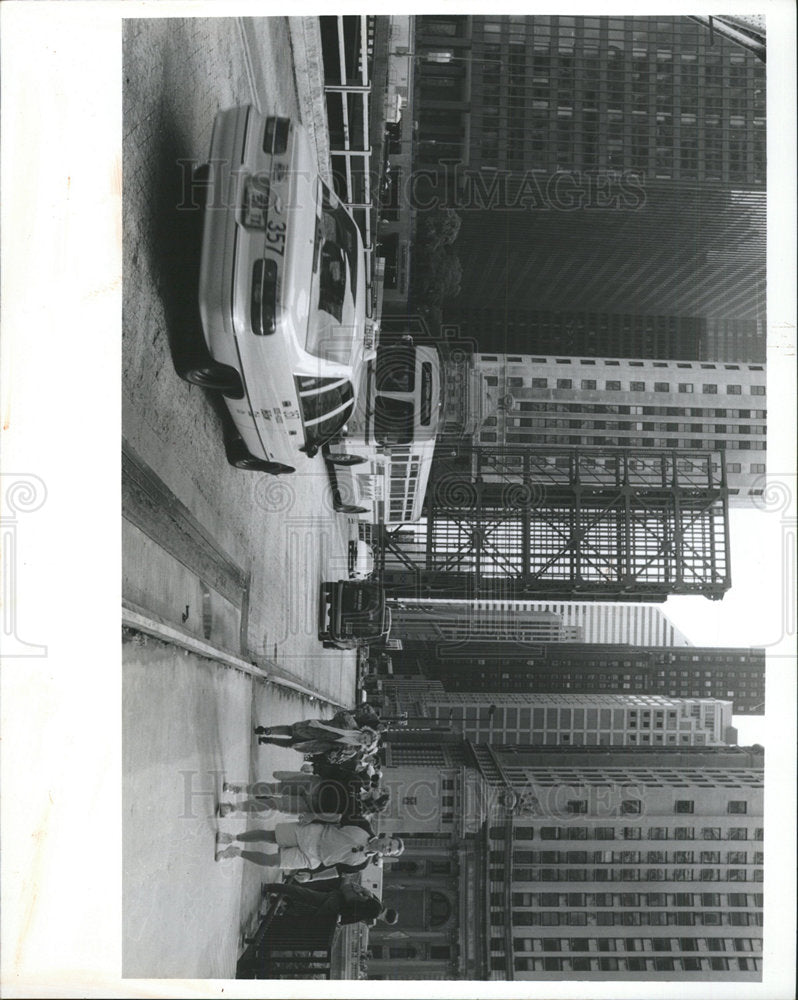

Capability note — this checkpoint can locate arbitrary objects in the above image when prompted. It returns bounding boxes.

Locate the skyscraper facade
[402,15,766,362]
[484,744,764,982]
[369,744,765,981]
[385,687,737,747]
[469,352,766,506]
[390,598,693,645]
[387,644,766,716]
[388,601,580,643]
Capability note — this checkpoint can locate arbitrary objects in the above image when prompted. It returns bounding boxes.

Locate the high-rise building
[414,15,765,187]
[370,743,765,981]
[387,644,766,716]
[442,306,764,365]
[389,601,580,643]
[484,744,764,982]
[469,352,766,506]
[385,686,737,747]
[395,15,767,364]
[390,598,693,645]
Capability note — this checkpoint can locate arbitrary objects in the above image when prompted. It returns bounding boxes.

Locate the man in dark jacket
[262,879,398,927]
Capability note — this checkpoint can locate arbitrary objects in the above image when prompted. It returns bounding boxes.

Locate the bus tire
[327,453,367,466]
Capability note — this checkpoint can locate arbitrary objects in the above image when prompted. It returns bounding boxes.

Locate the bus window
[420,361,434,425]
[375,396,414,445]
[376,346,416,392]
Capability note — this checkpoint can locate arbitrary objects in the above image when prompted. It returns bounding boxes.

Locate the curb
[122,602,346,708]
[287,16,333,184]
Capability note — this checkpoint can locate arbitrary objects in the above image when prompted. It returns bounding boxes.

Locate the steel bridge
[378,446,731,602]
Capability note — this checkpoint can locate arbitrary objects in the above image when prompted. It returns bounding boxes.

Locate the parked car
[182,105,373,473]
[319,580,390,650]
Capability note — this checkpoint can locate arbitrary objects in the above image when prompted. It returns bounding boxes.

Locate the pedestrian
[352,703,382,729]
[255,719,380,759]
[219,772,369,821]
[215,817,403,872]
[261,879,399,927]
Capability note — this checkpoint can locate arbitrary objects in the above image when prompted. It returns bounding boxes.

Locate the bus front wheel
[327,453,367,466]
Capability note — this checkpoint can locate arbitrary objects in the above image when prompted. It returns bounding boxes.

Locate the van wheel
[327,453,367,466]
[183,358,245,399]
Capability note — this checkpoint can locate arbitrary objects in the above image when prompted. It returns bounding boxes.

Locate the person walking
[261,879,399,927]
[254,719,380,759]
[218,777,389,821]
[215,817,403,872]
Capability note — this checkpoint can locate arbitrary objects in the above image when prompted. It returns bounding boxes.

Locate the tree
[410,207,463,314]
[418,207,462,251]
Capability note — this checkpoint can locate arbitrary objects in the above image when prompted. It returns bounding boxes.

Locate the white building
[389,598,692,645]
[472,353,766,507]
[392,687,737,747]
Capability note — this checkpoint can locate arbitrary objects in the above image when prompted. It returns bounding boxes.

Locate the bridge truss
[378,446,731,602]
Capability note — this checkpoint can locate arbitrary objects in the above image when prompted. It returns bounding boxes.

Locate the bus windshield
[374,396,414,445]
[376,345,415,392]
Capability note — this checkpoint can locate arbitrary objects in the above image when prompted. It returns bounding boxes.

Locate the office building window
[678,383,693,393]
[727,801,748,815]
[581,379,596,390]
[606,380,621,391]
[703,384,718,394]
[654,382,670,392]
[557,378,572,389]
[750,385,766,395]
[727,384,742,395]
[675,800,695,814]
[630,381,646,392]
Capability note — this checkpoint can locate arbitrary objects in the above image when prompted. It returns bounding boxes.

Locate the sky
[664,478,795,748]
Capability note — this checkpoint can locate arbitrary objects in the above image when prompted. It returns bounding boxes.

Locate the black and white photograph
[1,4,796,998]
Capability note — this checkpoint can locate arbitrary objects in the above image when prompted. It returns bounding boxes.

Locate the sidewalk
[239,16,332,183]
[122,631,351,977]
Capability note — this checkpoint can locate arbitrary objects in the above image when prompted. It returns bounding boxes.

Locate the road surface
[121,16,360,977]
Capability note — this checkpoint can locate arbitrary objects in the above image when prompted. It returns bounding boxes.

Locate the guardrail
[323,15,377,312]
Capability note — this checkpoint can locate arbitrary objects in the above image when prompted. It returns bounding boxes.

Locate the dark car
[319,580,391,649]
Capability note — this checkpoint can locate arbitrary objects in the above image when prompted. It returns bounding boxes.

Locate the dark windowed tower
[408,16,766,362]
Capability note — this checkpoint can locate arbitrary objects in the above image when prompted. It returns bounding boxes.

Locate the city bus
[323,338,443,523]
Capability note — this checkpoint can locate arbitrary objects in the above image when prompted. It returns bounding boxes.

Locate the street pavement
[121,17,361,978]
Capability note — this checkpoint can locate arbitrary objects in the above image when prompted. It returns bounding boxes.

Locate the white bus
[323,338,442,523]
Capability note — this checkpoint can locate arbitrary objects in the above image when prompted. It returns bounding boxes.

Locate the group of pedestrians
[215,704,401,889]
